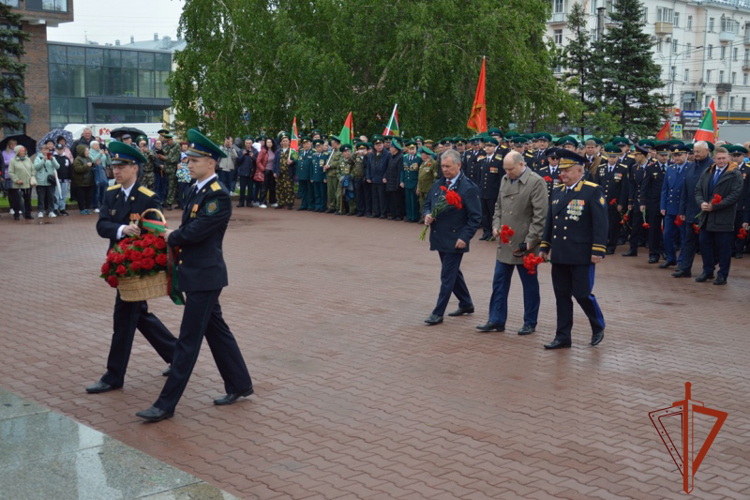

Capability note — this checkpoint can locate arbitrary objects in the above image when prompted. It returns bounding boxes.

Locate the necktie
[609,166,613,174]
[713,169,722,186]
[114,191,126,215]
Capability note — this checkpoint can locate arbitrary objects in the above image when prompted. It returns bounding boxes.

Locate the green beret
[186,128,227,160]
[330,135,341,143]
[590,137,604,145]
[279,131,291,140]
[162,133,173,139]
[638,139,655,148]
[510,136,526,145]
[300,135,311,142]
[454,136,466,144]
[536,132,552,141]
[312,138,324,146]
[413,136,424,142]
[521,134,534,142]
[611,136,630,147]
[705,141,715,152]
[109,140,147,164]
[485,137,500,146]
[311,128,322,134]
[504,131,520,139]
[340,144,352,153]
[488,127,503,137]
[371,134,384,144]
[420,146,434,156]
[439,137,453,145]
[557,135,579,148]
[404,139,416,147]
[390,138,403,151]
[603,143,621,155]
[356,141,368,150]
[727,144,748,154]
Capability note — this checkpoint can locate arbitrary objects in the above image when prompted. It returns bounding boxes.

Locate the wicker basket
[117,208,169,302]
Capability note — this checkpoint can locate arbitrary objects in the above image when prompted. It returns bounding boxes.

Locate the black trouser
[432,251,472,317]
[628,207,647,252]
[700,230,733,278]
[362,180,372,215]
[10,188,32,216]
[353,177,365,214]
[253,180,264,204]
[679,222,700,273]
[551,263,605,345]
[37,185,55,213]
[77,185,93,211]
[263,170,276,205]
[154,289,252,413]
[372,183,386,216]
[607,207,621,251]
[100,292,176,388]
[480,197,497,237]
[646,206,664,259]
[238,175,252,205]
[387,189,402,218]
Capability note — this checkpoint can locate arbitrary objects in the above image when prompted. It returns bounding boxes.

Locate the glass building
[47,42,172,128]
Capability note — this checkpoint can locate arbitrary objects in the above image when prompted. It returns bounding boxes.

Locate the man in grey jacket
[694,146,744,285]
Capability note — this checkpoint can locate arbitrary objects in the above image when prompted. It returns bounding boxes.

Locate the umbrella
[0,134,37,155]
[110,127,146,140]
[37,128,74,152]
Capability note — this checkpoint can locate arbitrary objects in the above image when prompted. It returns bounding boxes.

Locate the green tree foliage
[560,2,594,138]
[0,3,30,132]
[169,0,567,139]
[592,0,666,137]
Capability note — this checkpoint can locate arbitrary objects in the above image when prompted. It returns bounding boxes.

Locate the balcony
[743,61,750,71]
[548,12,566,24]
[719,30,736,43]
[745,34,750,45]
[716,83,732,93]
[654,22,673,35]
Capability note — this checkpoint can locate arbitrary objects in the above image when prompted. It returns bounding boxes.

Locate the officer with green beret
[478,136,504,240]
[311,139,329,212]
[400,140,422,222]
[557,135,579,152]
[325,135,343,214]
[640,141,669,263]
[413,136,424,147]
[297,136,314,211]
[595,143,629,254]
[418,146,439,223]
[534,132,552,171]
[386,138,404,219]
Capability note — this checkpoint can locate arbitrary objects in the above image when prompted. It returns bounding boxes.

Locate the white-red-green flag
[290,116,299,153]
[339,111,354,147]
[694,99,717,143]
[383,104,400,136]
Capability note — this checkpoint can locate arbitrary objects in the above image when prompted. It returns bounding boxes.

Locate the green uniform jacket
[401,153,421,189]
[417,159,439,193]
[297,148,314,181]
[311,152,329,182]
[164,141,181,169]
[327,150,343,177]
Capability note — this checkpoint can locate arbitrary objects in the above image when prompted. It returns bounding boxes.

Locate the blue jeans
[154,172,168,204]
[663,214,687,265]
[488,260,540,327]
[218,170,233,191]
[92,182,108,209]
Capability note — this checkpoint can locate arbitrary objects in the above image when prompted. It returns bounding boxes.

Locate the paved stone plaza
[1,207,748,499]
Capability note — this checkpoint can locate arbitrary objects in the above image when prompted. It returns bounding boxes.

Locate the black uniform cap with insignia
[109,141,147,165]
[544,147,560,158]
[634,144,650,155]
[186,128,227,161]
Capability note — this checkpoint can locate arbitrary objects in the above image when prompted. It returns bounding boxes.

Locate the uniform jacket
[694,163,744,232]
[418,159,439,193]
[593,162,628,208]
[536,164,563,198]
[523,151,535,171]
[401,153,421,189]
[366,150,390,183]
[96,182,160,251]
[628,161,648,206]
[168,175,231,292]
[464,149,482,184]
[478,148,504,200]
[385,151,403,192]
[660,162,689,215]
[641,161,667,208]
[492,168,549,264]
[311,152,329,182]
[735,162,750,216]
[296,148,314,181]
[540,180,608,264]
[423,172,482,254]
[533,150,549,172]
[679,156,712,220]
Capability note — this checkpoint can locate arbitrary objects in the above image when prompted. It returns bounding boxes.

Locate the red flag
[467,57,487,133]
[656,120,670,141]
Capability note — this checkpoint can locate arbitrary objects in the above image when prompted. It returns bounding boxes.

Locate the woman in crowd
[274,134,297,210]
[3,138,17,216]
[72,144,94,214]
[53,143,71,216]
[252,140,266,207]
[8,145,35,220]
[176,141,192,209]
[152,139,167,203]
[256,137,278,208]
[89,140,111,213]
[34,140,59,218]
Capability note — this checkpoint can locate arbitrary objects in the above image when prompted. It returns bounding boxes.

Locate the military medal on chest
[567,199,585,221]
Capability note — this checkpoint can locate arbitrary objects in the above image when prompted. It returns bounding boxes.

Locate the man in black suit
[422,149,482,325]
[593,144,629,254]
[136,129,253,422]
[87,142,177,394]
[539,150,608,350]
[641,143,669,263]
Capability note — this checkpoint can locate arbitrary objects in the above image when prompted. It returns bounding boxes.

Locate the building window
[684,69,689,82]
[554,29,563,45]
[706,70,712,83]
[745,73,749,86]
[642,7,647,23]
[720,70,725,83]
[687,15,692,30]
[709,17,715,32]
[673,12,679,27]
[708,45,713,59]
[730,96,735,109]
[718,96,723,109]
[672,39,678,53]
[657,7,673,23]
[553,0,564,14]
[656,39,662,52]
[734,47,738,61]
[705,95,711,107]
[686,43,691,58]
[732,72,737,84]
[721,46,726,60]
[743,97,746,111]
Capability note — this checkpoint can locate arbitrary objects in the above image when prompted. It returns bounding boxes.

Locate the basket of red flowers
[100,208,171,302]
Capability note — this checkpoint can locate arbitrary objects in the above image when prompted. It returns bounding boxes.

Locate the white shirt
[116,183,137,240]
[446,171,461,189]
[193,173,218,193]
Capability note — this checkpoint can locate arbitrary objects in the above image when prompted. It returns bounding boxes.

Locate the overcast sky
[48,0,185,45]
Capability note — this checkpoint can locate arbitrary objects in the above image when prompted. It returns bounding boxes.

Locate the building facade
[548,0,750,137]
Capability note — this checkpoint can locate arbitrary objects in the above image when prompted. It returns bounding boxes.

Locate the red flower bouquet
[674,217,683,227]
[711,193,722,205]
[500,225,515,244]
[100,233,169,288]
[522,253,545,275]
[420,185,463,241]
[543,176,553,183]
[739,228,748,240]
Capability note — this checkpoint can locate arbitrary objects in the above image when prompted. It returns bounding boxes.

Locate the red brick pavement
[1,207,749,499]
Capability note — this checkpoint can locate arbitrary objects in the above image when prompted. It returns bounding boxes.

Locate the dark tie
[114,191,126,215]
[712,169,722,189]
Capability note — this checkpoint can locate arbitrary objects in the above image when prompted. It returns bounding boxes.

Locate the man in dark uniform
[464,136,483,184]
[594,143,629,254]
[401,140,421,222]
[640,142,669,263]
[537,147,563,199]
[352,141,369,217]
[86,142,177,394]
[728,145,750,258]
[659,143,690,268]
[539,149,607,350]
[534,133,552,171]
[311,139,329,212]
[366,135,390,218]
[478,137,504,240]
[296,136,314,211]
[135,129,253,422]
[622,144,650,256]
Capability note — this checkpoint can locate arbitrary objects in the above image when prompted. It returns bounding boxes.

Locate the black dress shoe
[162,366,171,376]
[621,250,637,257]
[479,234,490,241]
[517,324,536,335]
[695,272,715,282]
[236,203,244,207]
[357,213,365,217]
[648,257,659,264]
[591,330,604,346]
[671,269,691,278]
[379,215,388,219]
[135,406,174,422]
[606,249,615,255]
[326,209,336,214]
[544,340,572,350]
[658,261,677,269]
[214,388,254,406]
[713,276,727,285]
[424,314,443,325]
[448,306,474,317]
[85,381,121,394]
[735,252,744,259]
[476,322,504,332]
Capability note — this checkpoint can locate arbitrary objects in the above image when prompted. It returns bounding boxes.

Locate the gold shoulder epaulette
[583,180,599,187]
[210,181,222,191]
[138,185,155,197]
[107,184,121,191]
[556,183,566,189]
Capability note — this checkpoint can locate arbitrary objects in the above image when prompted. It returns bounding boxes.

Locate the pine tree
[561,2,594,138]
[0,3,29,132]
[593,0,666,137]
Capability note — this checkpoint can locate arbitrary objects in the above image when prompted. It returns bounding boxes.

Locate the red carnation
[445,190,463,210]
[623,214,629,222]
[711,193,722,205]
[112,253,125,265]
[522,254,545,275]
[739,228,748,240]
[153,239,167,250]
[543,176,553,182]
[116,265,127,276]
[693,224,700,234]
[142,235,156,247]
[106,276,119,288]
[440,185,448,192]
[155,254,168,267]
[101,262,110,275]
[674,217,684,227]
[609,198,617,206]
[140,258,155,271]
[142,247,156,259]
[500,225,515,244]
[132,239,144,248]
[643,222,650,229]
[130,260,142,272]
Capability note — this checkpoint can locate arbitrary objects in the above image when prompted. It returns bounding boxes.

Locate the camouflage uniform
[417,158,439,218]
[163,140,181,206]
[325,149,343,212]
[339,155,357,214]
[277,148,297,208]
[140,149,157,191]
